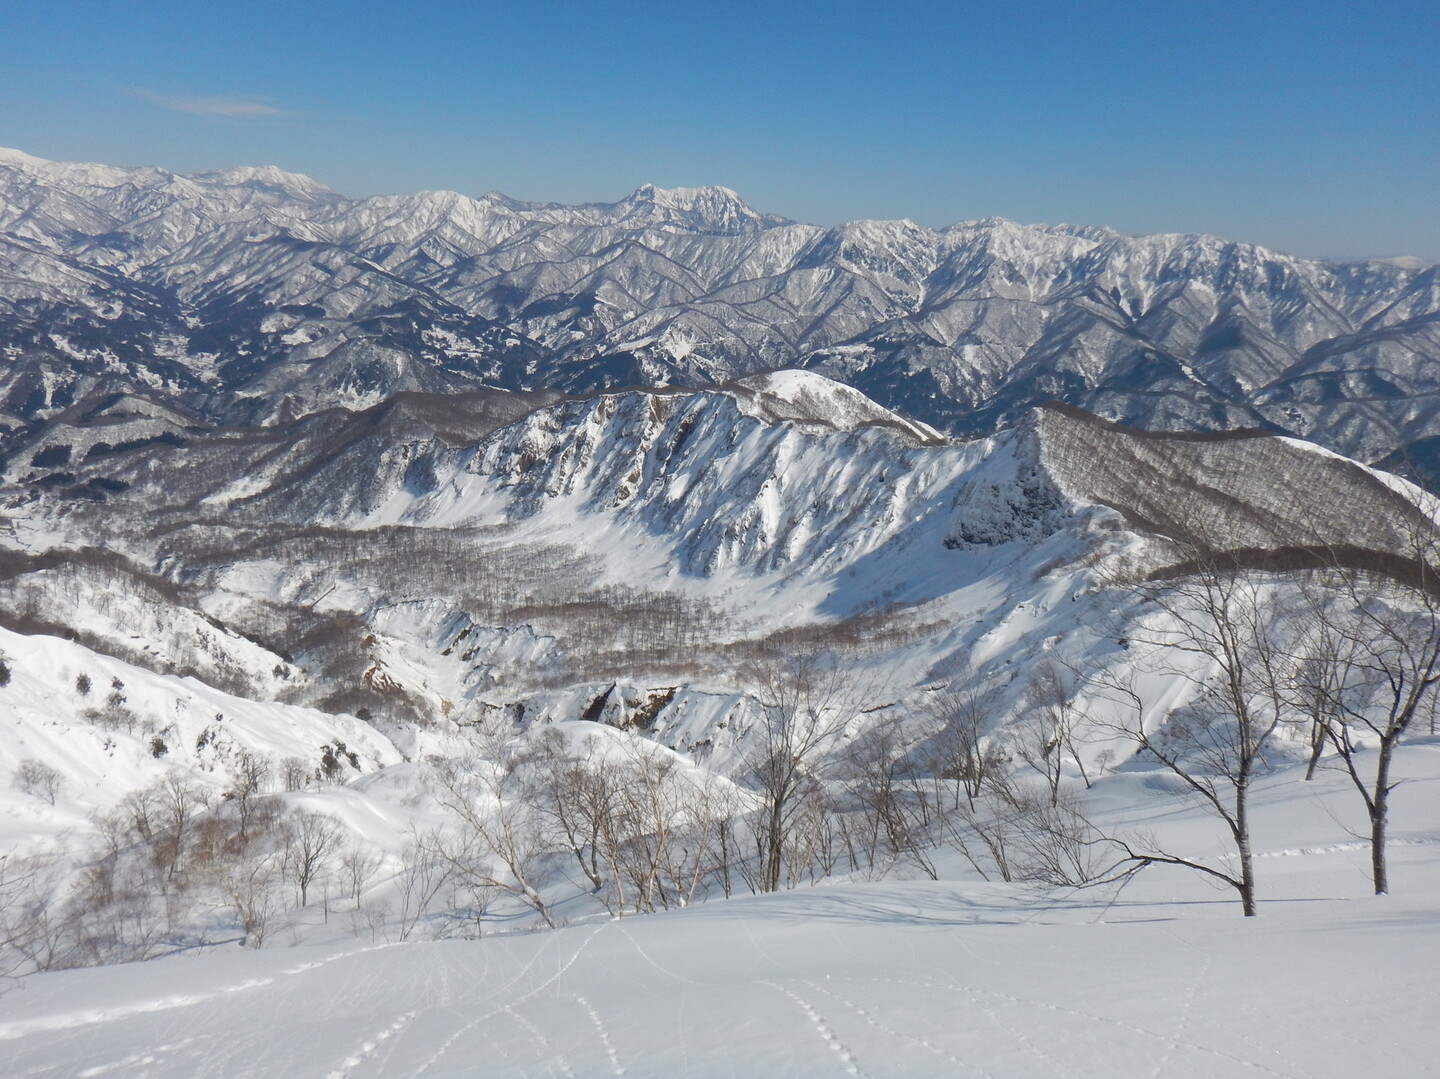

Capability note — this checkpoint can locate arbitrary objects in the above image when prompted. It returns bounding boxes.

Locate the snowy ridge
[1036,403,1437,558]
[726,369,944,441]
[8,371,1425,762]
[0,373,1124,752]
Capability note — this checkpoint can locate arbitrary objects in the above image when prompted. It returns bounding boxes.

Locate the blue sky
[3,0,1437,260]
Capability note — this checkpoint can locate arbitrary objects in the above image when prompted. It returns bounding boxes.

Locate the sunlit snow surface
[6,748,1439,1079]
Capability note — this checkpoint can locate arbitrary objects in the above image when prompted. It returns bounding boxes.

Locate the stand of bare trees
[1292,540,1440,895]
[742,650,872,892]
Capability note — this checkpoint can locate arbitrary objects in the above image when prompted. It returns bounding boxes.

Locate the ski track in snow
[765,981,868,1078]
[614,920,708,987]
[74,1040,198,1078]
[0,943,400,1045]
[406,923,605,1078]
[799,977,994,1079]
[0,977,277,1043]
[574,994,624,1076]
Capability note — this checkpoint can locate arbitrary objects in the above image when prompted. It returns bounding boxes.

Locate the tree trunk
[1371,744,1393,896]
[1236,777,1256,917]
[763,801,785,893]
[1303,723,1325,780]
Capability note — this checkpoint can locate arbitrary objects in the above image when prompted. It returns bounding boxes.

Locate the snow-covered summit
[727,369,944,441]
[601,182,780,233]
[0,145,52,168]
[190,163,336,200]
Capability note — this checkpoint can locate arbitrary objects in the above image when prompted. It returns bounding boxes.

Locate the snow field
[3,744,1439,1078]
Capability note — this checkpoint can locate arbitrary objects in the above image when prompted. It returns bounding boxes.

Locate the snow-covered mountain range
[3,147,1438,484]
[4,147,1440,1060]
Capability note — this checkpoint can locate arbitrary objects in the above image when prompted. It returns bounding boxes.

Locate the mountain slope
[2,370,1438,999]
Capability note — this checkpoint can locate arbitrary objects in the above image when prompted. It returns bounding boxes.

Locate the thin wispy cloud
[131,89,296,119]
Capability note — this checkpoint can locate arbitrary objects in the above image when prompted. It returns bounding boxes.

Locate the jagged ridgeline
[2,147,1439,488]
[3,365,1433,743]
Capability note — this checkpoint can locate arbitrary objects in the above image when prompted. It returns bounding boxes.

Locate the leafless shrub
[0,850,69,978]
[217,847,286,948]
[12,759,63,805]
[339,843,383,909]
[430,755,558,927]
[395,830,454,941]
[921,679,1003,810]
[837,716,936,880]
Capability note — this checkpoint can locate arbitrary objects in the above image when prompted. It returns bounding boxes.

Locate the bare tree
[12,760,63,805]
[280,757,310,792]
[1015,659,1091,802]
[395,830,454,941]
[1293,549,1440,895]
[282,809,345,908]
[227,750,273,844]
[530,730,624,908]
[1102,556,1300,916]
[0,850,68,978]
[742,649,867,892]
[339,843,383,909]
[105,774,210,887]
[838,716,936,879]
[608,743,726,912]
[921,680,1001,809]
[217,847,286,948]
[153,774,211,884]
[431,757,558,927]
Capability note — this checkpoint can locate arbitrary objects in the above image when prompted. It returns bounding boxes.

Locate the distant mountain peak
[625,182,743,207]
[0,145,53,168]
[1371,255,1431,270]
[191,163,336,199]
[605,182,781,233]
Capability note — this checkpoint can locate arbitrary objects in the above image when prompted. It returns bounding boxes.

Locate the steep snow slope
[0,625,402,852]
[0,374,1118,732]
[1,148,1437,482]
